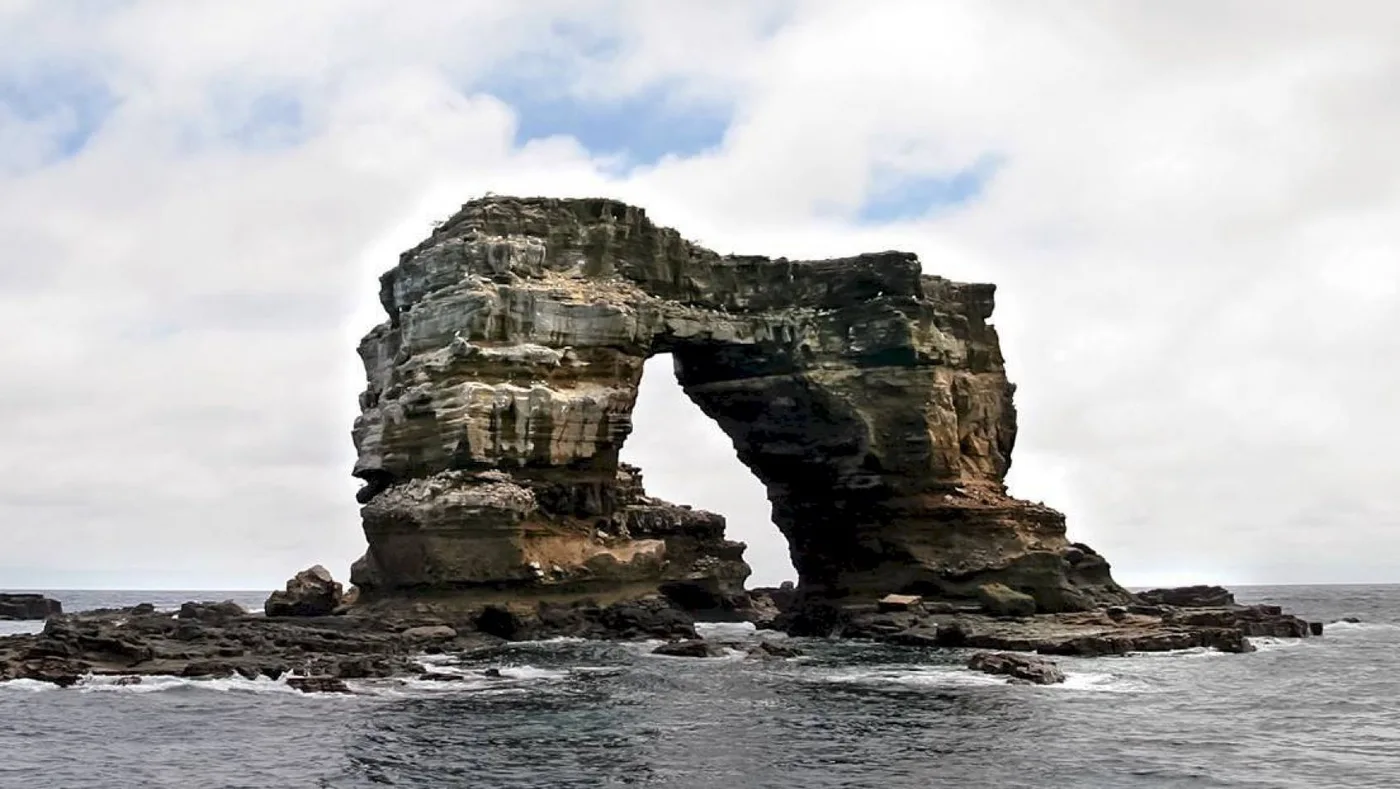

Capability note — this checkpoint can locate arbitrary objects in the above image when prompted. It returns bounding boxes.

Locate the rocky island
[0,196,1322,689]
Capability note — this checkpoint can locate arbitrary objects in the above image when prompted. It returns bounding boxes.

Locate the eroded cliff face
[350,196,1129,612]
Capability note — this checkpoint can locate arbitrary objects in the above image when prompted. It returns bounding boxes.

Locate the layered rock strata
[0,594,62,620]
[349,196,1128,612]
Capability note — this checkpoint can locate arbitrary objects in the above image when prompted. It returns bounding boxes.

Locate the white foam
[1057,671,1158,693]
[496,665,569,681]
[76,674,307,695]
[348,664,571,697]
[818,666,1008,688]
[0,678,61,693]
[0,621,45,636]
[504,636,590,647]
[695,622,758,640]
[1126,646,1220,659]
[1325,620,1399,633]
[1250,636,1308,652]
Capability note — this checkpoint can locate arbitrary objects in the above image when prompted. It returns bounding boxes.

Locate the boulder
[0,593,62,620]
[652,639,726,658]
[1137,585,1235,608]
[265,566,343,617]
[967,651,1066,685]
[400,625,457,641]
[877,594,924,613]
[178,600,248,623]
[977,583,1038,617]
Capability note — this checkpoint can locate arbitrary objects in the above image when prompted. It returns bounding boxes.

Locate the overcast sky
[1,1,1396,590]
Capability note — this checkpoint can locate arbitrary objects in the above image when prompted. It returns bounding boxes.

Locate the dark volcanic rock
[178,600,248,623]
[1138,585,1235,608]
[346,195,1132,615]
[0,593,62,620]
[748,640,802,659]
[878,627,945,647]
[652,639,726,658]
[287,676,352,694]
[967,651,1066,685]
[266,566,343,617]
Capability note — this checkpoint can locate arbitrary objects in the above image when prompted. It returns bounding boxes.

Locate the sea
[0,585,1396,789]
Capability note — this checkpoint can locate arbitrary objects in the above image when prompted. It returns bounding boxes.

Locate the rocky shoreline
[0,197,1331,693]
[0,574,1326,692]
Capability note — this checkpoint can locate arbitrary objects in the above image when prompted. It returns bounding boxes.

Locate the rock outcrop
[265,566,343,617]
[967,651,1066,685]
[0,595,705,686]
[1138,585,1235,608]
[349,196,1130,614]
[0,593,62,620]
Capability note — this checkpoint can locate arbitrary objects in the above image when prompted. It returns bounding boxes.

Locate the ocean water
[1,585,1396,789]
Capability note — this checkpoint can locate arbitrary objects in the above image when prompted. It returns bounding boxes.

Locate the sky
[1,0,1397,591]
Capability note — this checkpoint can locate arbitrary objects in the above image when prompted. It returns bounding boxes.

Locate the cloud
[1,1,1397,589]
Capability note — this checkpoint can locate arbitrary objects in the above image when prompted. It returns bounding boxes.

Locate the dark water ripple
[1,585,1397,789]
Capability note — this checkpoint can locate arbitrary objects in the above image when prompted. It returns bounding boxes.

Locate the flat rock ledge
[0,594,696,690]
[0,584,1322,689]
[829,599,1317,656]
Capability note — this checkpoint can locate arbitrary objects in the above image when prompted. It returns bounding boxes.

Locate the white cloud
[1,1,1396,589]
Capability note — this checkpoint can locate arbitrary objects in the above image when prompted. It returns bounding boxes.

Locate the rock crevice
[349,196,1129,612]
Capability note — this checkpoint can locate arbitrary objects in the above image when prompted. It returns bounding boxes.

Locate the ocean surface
[1,585,1396,789]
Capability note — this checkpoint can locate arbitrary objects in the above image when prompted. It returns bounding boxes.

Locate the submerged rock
[287,676,352,694]
[967,652,1066,685]
[652,640,727,658]
[747,640,803,659]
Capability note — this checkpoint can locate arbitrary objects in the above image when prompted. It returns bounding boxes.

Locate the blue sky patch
[858,155,1004,222]
[0,63,116,163]
[223,90,306,151]
[490,82,731,171]
[471,18,734,171]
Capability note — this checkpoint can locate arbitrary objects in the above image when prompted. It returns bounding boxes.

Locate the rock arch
[349,197,1126,613]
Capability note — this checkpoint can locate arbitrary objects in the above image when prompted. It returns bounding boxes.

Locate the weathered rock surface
[266,566,343,617]
[286,676,352,694]
[1138,585,1235,608]
[348,195,1132,614]
[652,639,726,658]
[845,602,1322,656]
[977,583,1037,617]
[0,593,705,686]
[967,651,1066,685]
[0,593,62,620]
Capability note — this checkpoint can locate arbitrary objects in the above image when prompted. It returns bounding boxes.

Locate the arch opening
[621,354,796,588]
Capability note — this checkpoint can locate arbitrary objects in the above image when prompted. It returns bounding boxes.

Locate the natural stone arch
[349,196,1126,613]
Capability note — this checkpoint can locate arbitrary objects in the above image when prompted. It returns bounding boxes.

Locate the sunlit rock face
[349,196,1129,612]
